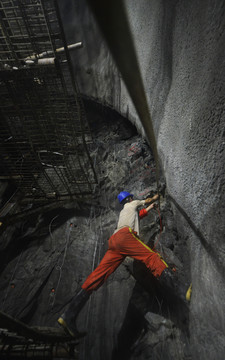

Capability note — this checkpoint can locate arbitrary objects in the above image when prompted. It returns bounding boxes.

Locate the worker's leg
[115,227,168,278]
[58,239,125,336]
[115,228,189,301]
[82,248,125,292]
[58,287,90,337]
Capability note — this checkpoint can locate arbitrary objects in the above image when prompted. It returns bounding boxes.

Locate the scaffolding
[0,310,79,359]
[0,0,97,217]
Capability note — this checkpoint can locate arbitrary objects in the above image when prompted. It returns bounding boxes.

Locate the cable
[49,214,59,241]
[152,205,177,272]
[49,221,72,308]
[152,205,163,251]
[2,250,24,311]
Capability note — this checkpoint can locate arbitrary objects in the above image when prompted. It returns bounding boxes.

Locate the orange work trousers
[82,227,168,292]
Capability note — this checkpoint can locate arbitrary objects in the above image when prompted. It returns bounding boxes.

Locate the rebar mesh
[0,0,97,211]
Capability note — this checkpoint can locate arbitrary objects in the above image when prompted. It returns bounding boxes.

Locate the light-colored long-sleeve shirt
[115,199,146,235]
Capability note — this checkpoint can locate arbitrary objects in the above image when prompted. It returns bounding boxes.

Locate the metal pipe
[24,42,83,61]
[37,57,55,65]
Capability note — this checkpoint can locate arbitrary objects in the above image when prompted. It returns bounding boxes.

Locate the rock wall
[60,0,225,359]
[0,103,191,359]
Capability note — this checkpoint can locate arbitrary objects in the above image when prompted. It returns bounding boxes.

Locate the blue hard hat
[117,191,133,204]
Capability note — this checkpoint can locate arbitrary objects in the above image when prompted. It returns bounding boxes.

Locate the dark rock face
[0,102,190,359]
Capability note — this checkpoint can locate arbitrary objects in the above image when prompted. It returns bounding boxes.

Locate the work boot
[157,268,190,303]
[58,288,90,337]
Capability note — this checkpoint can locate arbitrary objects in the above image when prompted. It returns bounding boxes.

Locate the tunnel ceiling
[0,0,97,220]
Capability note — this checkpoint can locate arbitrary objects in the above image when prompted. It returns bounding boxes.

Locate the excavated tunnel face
[0,100,191,359]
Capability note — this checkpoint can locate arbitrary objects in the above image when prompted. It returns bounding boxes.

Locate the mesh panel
[0,0,97,211]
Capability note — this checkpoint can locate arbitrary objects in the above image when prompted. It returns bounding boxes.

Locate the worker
[58,191,187,337]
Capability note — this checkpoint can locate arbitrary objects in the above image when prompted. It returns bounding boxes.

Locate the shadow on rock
[112,262,190,360]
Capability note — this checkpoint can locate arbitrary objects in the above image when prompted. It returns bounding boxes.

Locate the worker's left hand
[145,198,152,204]
[149,203,155,210]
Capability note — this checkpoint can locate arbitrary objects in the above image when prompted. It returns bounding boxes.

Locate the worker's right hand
[152,194,159,201]
[145,194,159,204]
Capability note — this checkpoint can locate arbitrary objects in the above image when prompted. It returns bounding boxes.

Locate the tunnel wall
[61,0,225,358]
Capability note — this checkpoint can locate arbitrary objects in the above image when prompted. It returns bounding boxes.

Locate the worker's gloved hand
[145,194,159,204]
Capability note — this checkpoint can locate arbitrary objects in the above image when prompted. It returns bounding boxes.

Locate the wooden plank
[0,311,73,342]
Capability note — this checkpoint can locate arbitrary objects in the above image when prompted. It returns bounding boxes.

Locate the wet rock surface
[0,102,190,359]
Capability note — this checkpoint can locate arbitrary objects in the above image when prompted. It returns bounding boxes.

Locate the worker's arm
[145,203,156,213]
[139,194,159,219]
[144,194,159,204]
[139,203,156,219]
